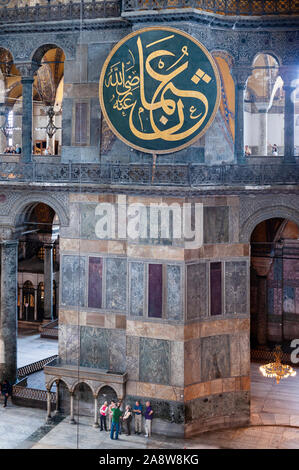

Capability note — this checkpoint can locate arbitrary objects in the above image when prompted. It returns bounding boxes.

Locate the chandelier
[260,345,296,384]
[35,105,61,139]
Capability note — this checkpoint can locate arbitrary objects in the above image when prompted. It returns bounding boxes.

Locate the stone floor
[9,332,299,449]
[17,329,58,368]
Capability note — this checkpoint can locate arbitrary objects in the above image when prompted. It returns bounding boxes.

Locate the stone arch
[30,43,68,65]
[12,192,69,228]
[70,380,95,395]
[252,51,281,67]
[47,377,69,392]
[240,205,299,243]
[96,384,118,401]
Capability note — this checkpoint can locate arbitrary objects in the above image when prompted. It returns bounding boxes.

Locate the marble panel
[167,265,182,321]
[61,255,86,307]
[129,262,144,317]
[187,263,207,320]
[225,260,248,315]
[106,258,127,311]
[201,335,230,382]
[139,338,171,386]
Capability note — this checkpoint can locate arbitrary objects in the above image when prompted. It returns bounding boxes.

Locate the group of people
[99,400,153,441]
[3,145,21,154]
[245,144,279,157]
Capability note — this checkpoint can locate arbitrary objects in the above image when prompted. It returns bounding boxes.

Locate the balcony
[0,159,298,187]
[122,0,299,15]
[0,0,121,24]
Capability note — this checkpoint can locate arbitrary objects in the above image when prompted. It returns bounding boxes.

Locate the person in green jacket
[110,402,122,440]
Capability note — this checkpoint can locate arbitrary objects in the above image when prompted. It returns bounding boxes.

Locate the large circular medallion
[99,27,220,154]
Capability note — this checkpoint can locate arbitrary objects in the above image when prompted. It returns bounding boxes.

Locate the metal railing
[0,0,121,24]
[40,319,58,339]
[122,0,299,15]
[0,161,298,187]
[17,354,59,379]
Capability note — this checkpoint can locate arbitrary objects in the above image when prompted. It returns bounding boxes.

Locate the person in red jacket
[100,401,108,431]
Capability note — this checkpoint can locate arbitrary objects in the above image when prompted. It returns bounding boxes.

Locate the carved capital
[0,226,15,242]
[17,62,40,80]
[232,66,252,89]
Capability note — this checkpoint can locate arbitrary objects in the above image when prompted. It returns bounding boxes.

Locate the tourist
[272,144,278,156]
[108,400,116,430]
[118,400,123,434]
[1,379,12,407]
[133,400,142,434]
[123,405,132,436]
[244,145,251,157]
[110,402,122,440]
[99,400,108,431]
[15,144,21,154]
[144,401,154,437]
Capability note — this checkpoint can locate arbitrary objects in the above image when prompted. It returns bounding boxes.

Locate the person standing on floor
[133,400,143,434]
[110,402,122,440]
[99,401,108,431]
[144,401,153,437]
[108,400,116,431]
[1,380,12,407]
[123,405,133,436]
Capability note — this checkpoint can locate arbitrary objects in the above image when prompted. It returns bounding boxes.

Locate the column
[44,244,54,320]
[46,388,52,424]
[18,63,39,163]
[0,240,18,384]
[34,288,38,321]
[19,287,23,320]
[93,395,99,428]
[257,276,268,346]
[70,392,76,424]
[232,66,252,163]
[258,109,268,155]
[280,66,297,162]
[55,380,60,415]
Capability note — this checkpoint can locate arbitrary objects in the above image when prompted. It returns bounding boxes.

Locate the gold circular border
[99,26,221,155]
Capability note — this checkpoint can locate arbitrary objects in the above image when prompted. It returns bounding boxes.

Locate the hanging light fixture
[35,105,61,139]
[260,345,296,384]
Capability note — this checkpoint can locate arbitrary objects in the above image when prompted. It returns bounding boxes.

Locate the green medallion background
[99,27,220,154]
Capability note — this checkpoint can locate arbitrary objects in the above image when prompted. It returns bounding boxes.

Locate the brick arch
[240,205,299,243]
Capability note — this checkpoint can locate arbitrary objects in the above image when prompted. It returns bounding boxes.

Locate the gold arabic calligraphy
[104,33,211,142]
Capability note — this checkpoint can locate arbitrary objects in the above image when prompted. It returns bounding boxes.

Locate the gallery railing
[122,0,299,15]
[17,355,59,379]
[40,320,59,339]
[0,0,120,24]
[0,161,298,186]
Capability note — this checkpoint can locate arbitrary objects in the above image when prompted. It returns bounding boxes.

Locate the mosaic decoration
[99,27,220,154]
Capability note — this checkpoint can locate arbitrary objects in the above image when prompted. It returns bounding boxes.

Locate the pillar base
[46,416,53,425]
[93,423,99,428]
[69,418,76,424]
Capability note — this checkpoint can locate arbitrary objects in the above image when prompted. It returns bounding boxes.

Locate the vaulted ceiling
[0,47,65,109]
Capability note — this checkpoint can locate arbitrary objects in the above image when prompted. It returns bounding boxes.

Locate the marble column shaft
[21,76,34,163]
[283,84,296,162]
[0,240,18,384]
[258,110,268,156]
[257,276,268,346]
[234,83,246,163]
[44,244,54,320]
